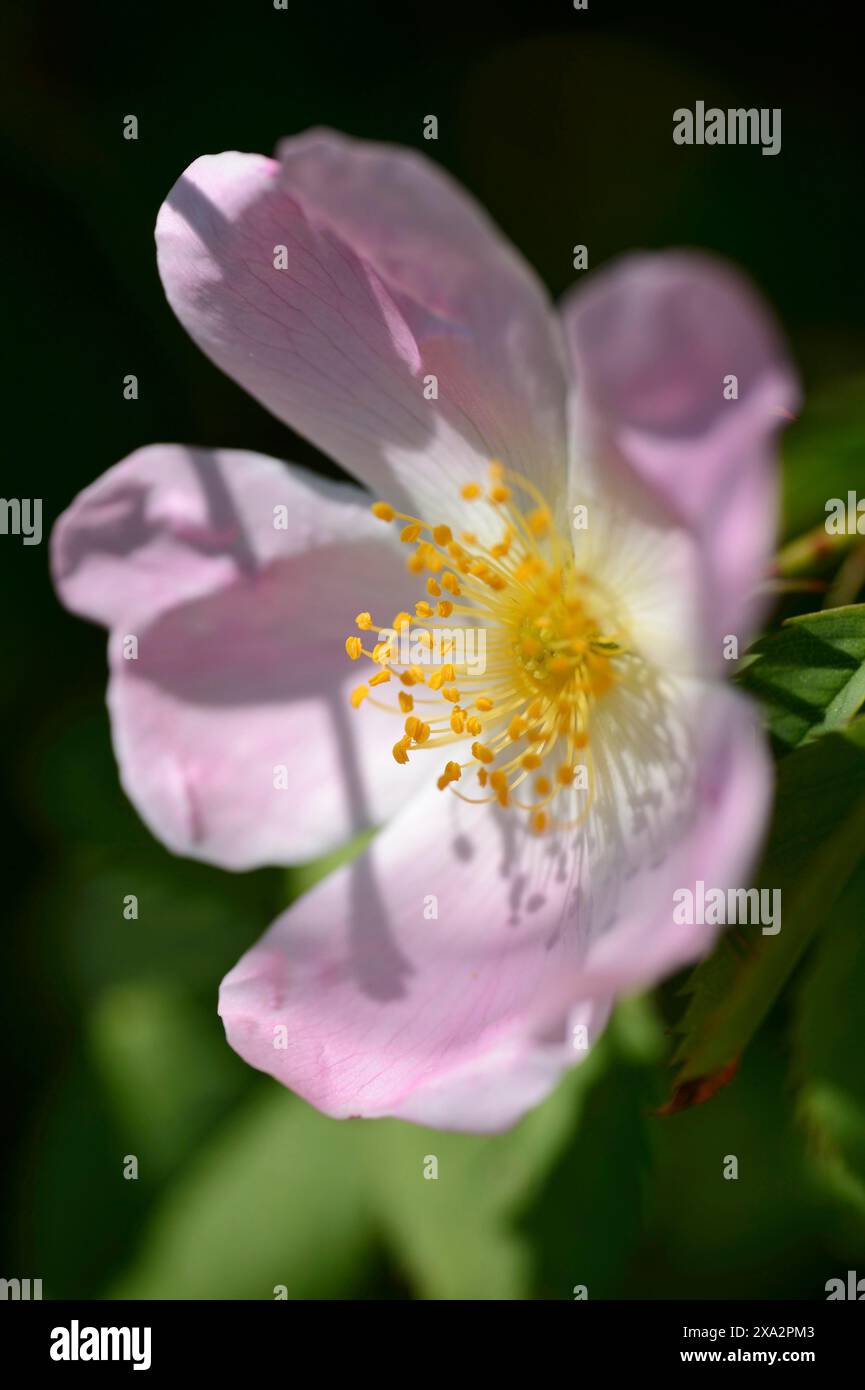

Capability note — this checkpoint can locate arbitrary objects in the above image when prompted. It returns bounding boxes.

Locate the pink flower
[52,130,798,1132]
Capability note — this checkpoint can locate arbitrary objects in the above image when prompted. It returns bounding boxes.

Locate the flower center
[345,461,631,832]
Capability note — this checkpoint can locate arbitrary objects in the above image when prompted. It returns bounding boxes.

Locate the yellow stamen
[348,459,629,831]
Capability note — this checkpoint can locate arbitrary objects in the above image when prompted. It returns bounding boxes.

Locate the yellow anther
[437,760,462,790]
[489,769,509,806]
[427,671,444,691]
[489,483,511,504]
[489,459,505,481]
[393,611,412,631]
[549,655,572,675]
[521,635,542,658]
[415,601,433,618]
[440,664,455,680]
[392,738,411,765]
[556,764,575,785]
[398,691,414,713]
[427,577,442,597]
[414,722,431,744]
[436,600,454,618]
[461,531,477,545]
[345,636,362,660]
[531,811,548,834]
[508,716,526,741]
[461,482,481,500]
[573,731,589,749]
[476,697,494,712]
[515,558,541,583]
[466,716,482,736]
[369,670,390,687]
[355,612,373,630]
[472,742,494,764]
[535,775,551,797]
[371,501,395,522]
[528,508,550,537]
[432,524,452,545]
[477,767,489,787]
[350,685,368,709]
[442,686,460,703]
[528,699,544,719]
[404,716,421,739]
[371,641,392,665]
[450,708,465,734]
[441,572,461,596]
[521,753,542,770]
[400,523,422,543]
[407,548,426,574]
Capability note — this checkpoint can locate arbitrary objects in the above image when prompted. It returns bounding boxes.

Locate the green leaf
[792,861,865,1222]
[87,982,248,1182]
[737,605,865,753]
[637,1032,828,1299]
[516,1003,661,1299]
[667,722,865,1097]
[355,1060,597,1300]
[108,1090,374,1299]
[356,997,663,1300]
[781,373,865,540]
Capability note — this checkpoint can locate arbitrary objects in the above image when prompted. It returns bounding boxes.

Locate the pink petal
[562,252,799,654]
[155,132,569,522]
[219,684,769,1130]
[51,446,428,868]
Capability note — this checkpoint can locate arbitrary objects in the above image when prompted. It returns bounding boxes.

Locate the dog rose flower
[52,131,797,1131]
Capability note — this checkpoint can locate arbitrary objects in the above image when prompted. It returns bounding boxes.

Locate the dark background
[1,0,863,1300]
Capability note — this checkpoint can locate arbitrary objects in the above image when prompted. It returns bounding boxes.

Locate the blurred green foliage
[2,0,865,1299]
